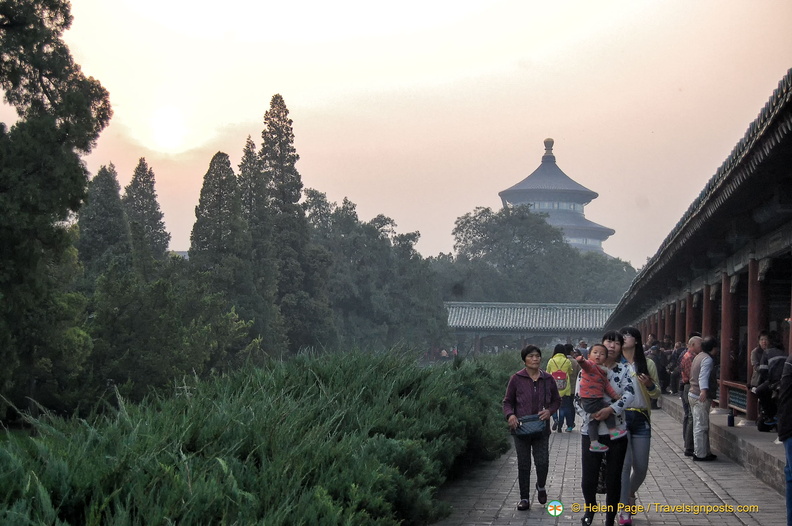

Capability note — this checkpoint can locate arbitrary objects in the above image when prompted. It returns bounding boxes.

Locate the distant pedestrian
[547,344,574,433]
[679,338,697,457]
[753,330,786,431]
[503,345,561,511]
[689,336,719,462]
[577,340,589,359]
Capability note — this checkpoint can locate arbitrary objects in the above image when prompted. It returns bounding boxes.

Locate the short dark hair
[521,344,542,361]
[553,343,566,356]
[702,336,719,354]
[768,330,784,350]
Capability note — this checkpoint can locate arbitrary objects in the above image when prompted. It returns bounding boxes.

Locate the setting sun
[149,105,189,154]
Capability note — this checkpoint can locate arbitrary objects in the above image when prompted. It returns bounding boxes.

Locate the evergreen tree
[85,256,262,404]
[122,158,170,266]
[304,190,448,350]
[261,94,334,351]
[437,205,636,303]
[76,163,132,282]
[4,227,93,416]
[190,152,247,263]
[238,137,286,351]
[0,0,110,415]
[189,152,261,334]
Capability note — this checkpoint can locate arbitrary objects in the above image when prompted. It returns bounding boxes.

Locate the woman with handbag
[503,344,561,511]
[576,334,635,526]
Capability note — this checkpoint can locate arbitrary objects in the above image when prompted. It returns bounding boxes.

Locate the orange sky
[14,0,792,268]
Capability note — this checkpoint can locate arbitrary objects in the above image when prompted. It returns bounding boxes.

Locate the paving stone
[434,402,785,526]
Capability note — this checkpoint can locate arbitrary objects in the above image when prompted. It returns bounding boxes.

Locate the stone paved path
[434,410,785,525]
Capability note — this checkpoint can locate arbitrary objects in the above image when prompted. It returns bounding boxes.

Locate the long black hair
[620,326,649,376]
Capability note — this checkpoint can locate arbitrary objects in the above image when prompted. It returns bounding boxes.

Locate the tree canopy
[1,0,111,413]
[122,158,171,265]
[433,205,636,304]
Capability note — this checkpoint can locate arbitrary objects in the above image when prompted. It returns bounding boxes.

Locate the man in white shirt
[688,336,719,461]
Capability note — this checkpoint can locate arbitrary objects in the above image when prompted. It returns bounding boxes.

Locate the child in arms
[576,346,627,452]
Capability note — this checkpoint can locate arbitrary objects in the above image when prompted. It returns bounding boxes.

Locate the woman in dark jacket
[503,344,561,511]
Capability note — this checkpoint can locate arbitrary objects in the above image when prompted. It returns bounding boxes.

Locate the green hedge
[0,350,516,525]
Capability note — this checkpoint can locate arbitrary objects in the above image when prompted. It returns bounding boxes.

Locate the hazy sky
[13,0,792,267]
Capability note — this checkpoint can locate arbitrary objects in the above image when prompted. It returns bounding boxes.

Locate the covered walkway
[434,397,784,525]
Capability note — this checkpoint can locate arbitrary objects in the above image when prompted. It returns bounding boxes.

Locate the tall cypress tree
[238,137,285,351]
[76,163,132,281]
[122,158,170,262]
[260,94,335,351]
[189,152,261,335]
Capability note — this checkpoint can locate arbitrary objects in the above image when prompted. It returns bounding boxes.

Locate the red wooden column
[656,309,663,339]
[746,259,766,421]
[665,303,674,342]
[701,284,713,337]
[719,273,736,409]
[675,299,684,342]
[685,292,695,338]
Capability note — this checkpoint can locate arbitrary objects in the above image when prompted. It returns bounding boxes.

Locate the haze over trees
[0,1,638,420]
[432,205,636,304]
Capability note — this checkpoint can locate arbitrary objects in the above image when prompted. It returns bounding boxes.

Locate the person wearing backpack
[547,344,575,433]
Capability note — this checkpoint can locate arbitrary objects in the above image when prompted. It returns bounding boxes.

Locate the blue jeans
[562,395,575,428]
[555,395,574,428]
[785,437,792,526]
[621,410,651,504]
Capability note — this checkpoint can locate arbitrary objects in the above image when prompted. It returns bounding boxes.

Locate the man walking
[689,336,718,461]
[679,337,697,457]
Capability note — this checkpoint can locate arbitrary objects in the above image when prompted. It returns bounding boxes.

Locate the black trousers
[512,432,550,500]
[581,434,628,526]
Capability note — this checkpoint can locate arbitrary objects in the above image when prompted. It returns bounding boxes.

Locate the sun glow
[148,106,189,154]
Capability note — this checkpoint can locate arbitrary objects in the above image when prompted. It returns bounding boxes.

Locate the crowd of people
[502,327,792,526]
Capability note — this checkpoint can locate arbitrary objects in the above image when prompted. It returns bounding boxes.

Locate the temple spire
[543,138,555,162]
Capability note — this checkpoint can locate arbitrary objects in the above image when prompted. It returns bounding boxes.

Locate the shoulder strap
[542,371,551,409]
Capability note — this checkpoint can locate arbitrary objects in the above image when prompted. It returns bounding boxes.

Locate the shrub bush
[0,350,514,525]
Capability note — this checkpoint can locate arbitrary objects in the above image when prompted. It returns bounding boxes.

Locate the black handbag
[513,414,545,437]
[509,373,552,437]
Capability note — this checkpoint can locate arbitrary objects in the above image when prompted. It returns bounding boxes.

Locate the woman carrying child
[575,333,635,526]
[575,345,628,452]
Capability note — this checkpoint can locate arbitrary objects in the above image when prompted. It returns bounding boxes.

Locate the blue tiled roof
[445,302,616,332]
[499,139,598,204]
